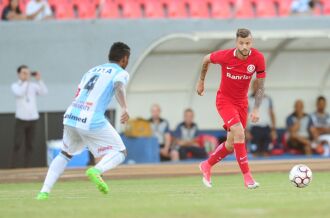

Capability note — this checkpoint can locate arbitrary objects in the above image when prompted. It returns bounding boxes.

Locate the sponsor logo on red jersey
[226,72,251,80]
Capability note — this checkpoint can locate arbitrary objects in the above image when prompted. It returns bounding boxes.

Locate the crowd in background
[1,0,325,21]
[147,79,330,162]
[2,0,52,21]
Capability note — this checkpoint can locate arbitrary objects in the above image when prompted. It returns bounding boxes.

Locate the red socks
[207,142,251,175]
[207,142,232,166]
[233,143,250,174]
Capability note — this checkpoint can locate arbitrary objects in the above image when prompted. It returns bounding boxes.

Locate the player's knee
[121,149,127,157]
[231,126,245,141]
[225,141,234,151]
[60,150,73,159]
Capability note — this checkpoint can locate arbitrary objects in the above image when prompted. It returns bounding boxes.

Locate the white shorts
[62,123,126,158]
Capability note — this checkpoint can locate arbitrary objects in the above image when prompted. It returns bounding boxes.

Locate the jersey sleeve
[113,71,129,86]
[210,50,226,65]
[256,53,266,78]
[25,3,33,16]
[286,115,294,128]
[164,120,170,133]
[45,3,53,16]
[173,124,182,138]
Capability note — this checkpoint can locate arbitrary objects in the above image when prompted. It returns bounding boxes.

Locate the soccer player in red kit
[197,28,265,189]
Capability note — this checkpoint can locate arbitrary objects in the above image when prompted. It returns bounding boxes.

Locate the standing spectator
[310,96,330,156]
[26,0,53,21]
[291,0,321,15]
[174,109,207,160]
[1,0,26,21]
[286,100,313,155]
[149,104,179,161]
[11,65,48,168]
[247,79,277,156]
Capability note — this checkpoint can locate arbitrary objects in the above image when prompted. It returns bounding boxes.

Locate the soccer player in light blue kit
[37,42,131,200]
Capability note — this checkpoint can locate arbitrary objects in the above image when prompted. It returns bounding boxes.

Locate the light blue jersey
[63,63,129,130]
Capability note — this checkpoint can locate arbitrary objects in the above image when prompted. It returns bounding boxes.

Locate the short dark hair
[317,96,326,102]
[184,108,194,114]
[108,42,130,62]
[17,65,28,74]
[236,28,252,38]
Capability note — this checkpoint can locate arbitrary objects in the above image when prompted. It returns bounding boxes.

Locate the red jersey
[210,48,266,103]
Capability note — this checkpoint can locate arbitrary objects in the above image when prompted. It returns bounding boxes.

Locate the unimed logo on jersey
[64,114,87,123]
[226,72,251,80]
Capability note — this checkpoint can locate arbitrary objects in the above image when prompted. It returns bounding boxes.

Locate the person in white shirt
[291,0,321,15]
[11,65,48,168]
[26,0,52,21]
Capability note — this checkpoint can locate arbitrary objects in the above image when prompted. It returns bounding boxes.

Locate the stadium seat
[115,0,142,18]
[99,0,121,19]
[182,0,209,18]
[206,0,232,19]
[160,0,186,18]
[73,0,97,19]
[274,0,291,17]
[19,0,28,12]
[256,0,278,17]
[0,0,6,15]
[320,0,330,15]
[139,0,164,18]
[49,0,75,20]
[235,0,255,18]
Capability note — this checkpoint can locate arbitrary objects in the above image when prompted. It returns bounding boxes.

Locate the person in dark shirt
[1,0,26,21]
[286,100,313,155]
[174,108,207,160]
[149,104,179,161]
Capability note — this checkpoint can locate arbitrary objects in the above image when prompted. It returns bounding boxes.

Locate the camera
[31,71,37,76]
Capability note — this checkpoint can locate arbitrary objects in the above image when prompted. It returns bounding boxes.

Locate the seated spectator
[286,100,313,155]
[310,96,330,156]
[1,0,26,21]
[26,0,53,21]
[291,0,321,15]
[149,104,179,161]
[247,79,277,156]
[173,108,207,160]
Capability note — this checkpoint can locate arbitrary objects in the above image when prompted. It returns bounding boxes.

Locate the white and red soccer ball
[289,164,312,188]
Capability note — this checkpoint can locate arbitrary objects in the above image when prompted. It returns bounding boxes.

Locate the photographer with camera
[10,65,48,168]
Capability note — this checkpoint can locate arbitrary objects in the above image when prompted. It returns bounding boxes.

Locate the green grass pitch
[0,172,329,218]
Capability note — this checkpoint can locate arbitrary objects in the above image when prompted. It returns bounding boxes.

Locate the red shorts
[216,95,248,131]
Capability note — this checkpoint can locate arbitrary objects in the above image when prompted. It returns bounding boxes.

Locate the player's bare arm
[196,54,211,96]
[114,81,130,124]
[250,78,265,123]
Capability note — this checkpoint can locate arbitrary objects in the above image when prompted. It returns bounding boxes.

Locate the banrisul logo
[226,73,251,80]
[64,114,87,123]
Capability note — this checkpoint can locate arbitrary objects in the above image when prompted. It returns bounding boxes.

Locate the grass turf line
[0,172,329,218]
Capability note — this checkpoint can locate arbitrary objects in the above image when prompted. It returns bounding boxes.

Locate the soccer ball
[289,164,312,188]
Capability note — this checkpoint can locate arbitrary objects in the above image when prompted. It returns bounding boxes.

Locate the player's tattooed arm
[254,78,265,109]
[197,54,211,96]
[115,81,129,123]
[199,54,211,81]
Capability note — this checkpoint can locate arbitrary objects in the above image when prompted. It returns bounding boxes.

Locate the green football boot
[86,167,109,194]
[36,192,49,200]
